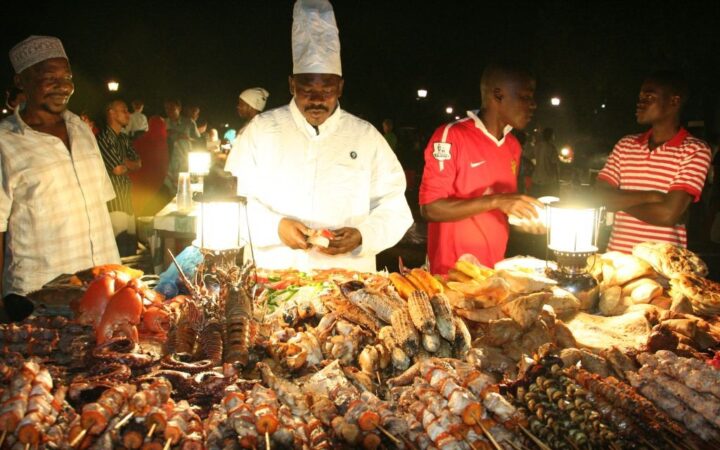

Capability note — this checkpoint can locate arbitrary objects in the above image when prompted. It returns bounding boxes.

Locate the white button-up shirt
[0,108,120,295]
[225,100,412,272]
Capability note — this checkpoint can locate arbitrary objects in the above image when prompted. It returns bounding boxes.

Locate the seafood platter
[1,241,720,449]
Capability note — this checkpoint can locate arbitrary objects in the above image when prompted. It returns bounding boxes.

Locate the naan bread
[632,242,708,279]
[669,273,720,316]
[500,291,551,329]
[600,251,655,286]
[621,278,663,304]
[495,269,557,294]
[566,310,653,351]
[546,287,581,317]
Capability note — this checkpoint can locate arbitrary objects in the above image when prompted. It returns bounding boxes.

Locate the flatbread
[632,242,708,279]
[669,273,720,316]
[566,310,653,351]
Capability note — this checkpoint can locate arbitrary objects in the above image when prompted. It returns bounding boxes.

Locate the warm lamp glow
[188,151,211,176]
[445,106,453,114]
[550,97,561,106]
[417,89,428,98]
[547,205,599,253]
[196,202,243,252]
[107,81,119,92]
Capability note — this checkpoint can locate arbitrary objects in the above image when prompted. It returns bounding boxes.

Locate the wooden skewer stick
[376,371,382,386]
[564,436,580,450]
[24,443,30,450]
[518,425,551,450]
[114,411,134,430]
[478,421,502,450]
[506,440,523,450]
[0,430,7,448]
[70,428,88,448]
[146,423,157,439]
[167,249,198,296]
[377,424,402,446]
[163,437,172,450]
[265,431,271,450]
[463,437,478,450]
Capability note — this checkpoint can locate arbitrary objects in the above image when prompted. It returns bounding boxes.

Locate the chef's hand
[278,218,310,250]
[493,194,543,220]
[319,227,362,255]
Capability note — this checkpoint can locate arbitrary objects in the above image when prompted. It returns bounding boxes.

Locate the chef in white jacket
[225,0,412,272]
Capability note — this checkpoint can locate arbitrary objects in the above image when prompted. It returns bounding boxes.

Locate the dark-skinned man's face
[636,80,679,125]
[237,98,258,120]
[289,73,344,127]
[16,57,74,115]
[498,76,536,131]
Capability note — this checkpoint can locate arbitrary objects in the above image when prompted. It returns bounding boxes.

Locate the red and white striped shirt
[597,128,711,253]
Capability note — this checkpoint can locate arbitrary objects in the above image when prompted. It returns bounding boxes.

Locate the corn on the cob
[422,331,441,353]
[429,293,456,341]
[407,290,436,334]
[344,285,400,324]
[378,326,410,370]
[455,260,493,282]
[410,268,444,295]
[389,273,417,300]
[453,316,472,356]
[437,338,453,358]
[390,308,420,357]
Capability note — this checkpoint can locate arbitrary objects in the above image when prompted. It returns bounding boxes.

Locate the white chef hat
[9,35,68,74]
[239,87,270,112]
[292,0,342,76]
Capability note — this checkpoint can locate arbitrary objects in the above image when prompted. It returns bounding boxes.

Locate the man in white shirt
[123,99,148,139]
[0,36,120,296]
[225,0,412,272]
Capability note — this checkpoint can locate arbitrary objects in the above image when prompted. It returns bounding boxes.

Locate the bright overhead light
[550,97,561,106]
[107,80,119,92]
[454,115,461,120]
[445,106,453,114]
[417,89,428,98]
[1,109,7,114]
[601,103,606,109]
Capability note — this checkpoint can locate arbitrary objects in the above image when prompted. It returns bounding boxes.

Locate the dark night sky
[3,1,720,151]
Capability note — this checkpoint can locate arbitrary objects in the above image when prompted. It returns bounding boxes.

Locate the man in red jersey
[596,70,711,253]
[419,64,544,274]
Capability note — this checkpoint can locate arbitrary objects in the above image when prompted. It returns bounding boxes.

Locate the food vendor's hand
[493,194,544,220]
[278,218,310,250]
[516,222,548,235]
[319,227,362,255]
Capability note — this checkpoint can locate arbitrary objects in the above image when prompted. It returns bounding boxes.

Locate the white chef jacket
[225,100,412,272]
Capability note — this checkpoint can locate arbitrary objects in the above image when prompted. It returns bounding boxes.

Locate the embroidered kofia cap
[239,88,270,112]
[291,0,342,76]
[9,35,68,74]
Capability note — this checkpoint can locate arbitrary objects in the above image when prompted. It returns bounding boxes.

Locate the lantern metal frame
[544,201,605,308]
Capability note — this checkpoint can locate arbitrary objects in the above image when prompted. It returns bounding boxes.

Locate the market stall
[1,232,720,450]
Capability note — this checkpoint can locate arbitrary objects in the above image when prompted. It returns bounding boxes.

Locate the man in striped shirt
[98,100,142,257]
[597,70,711,253]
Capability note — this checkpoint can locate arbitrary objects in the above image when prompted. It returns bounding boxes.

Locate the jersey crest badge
[433,142,451,171]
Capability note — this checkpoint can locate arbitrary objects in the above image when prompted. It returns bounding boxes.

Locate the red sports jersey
[419,112,521,274]
[597,128,711,253]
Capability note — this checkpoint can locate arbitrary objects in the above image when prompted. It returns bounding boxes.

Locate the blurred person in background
[529,127,560,197]
[2,86,25,119]
[122,99,148,139]
[97,99,142,256]
[130,116,170,216]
